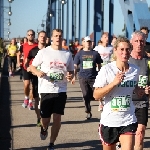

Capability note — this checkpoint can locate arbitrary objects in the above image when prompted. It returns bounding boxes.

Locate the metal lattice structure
[47,0,150,43]
[0,0,4,38]
[119,0,150,40]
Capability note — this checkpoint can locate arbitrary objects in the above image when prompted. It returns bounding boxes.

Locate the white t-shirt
[94,45,113,65]
[93,61,139,127]
[32,46,74,93]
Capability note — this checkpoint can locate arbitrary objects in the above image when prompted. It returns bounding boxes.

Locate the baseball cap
[84,36,91,42]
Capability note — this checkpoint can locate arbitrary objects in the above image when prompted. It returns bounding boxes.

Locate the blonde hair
[112,36,131,61]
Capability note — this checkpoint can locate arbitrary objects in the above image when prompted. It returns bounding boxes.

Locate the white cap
[84,36,91,42]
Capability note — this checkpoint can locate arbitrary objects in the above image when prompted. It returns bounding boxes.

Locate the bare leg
[50,113,61,143]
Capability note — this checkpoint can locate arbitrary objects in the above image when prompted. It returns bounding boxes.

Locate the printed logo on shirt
[111,95,131,111]
[118,81,137,87]
[50,59,66,70]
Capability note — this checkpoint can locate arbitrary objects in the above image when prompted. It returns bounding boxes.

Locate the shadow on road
[0,57,12,149]
[12,117,99,129]
[14,140,102,150]
[144,136,150,148]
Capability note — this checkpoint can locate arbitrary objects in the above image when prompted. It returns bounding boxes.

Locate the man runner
[129,31,150,150]
[26,30,47,126]
[30,29,74,150]
[17,29,38,110]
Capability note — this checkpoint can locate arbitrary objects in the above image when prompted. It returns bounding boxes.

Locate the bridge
[0,57,150,149]
[46,0,150,44]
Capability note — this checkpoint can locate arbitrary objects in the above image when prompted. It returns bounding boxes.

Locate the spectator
[140,26,150,45]
[62,39,69,50]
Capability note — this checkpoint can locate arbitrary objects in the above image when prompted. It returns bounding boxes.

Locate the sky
[4,0,150,40]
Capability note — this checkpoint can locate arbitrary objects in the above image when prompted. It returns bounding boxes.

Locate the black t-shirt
[27,46,39,60]
[26,46,40,67]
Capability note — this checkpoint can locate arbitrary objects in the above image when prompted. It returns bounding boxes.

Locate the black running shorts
[40,92,67,118]
[22,68,32,80]
[98,122,138,145]
[135,107,148,126]
[30,75,38,98]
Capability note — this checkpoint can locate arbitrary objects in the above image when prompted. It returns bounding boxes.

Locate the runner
[17,29,38,110]
[30,29,74,150]
[140,26,150,45]
[72,36,103,119]
[94,32,113,111]
[62,39,69,50]
[93,36,149,150]
[26,30,46,127]
[94,32,113,65]
[129,30,150,150]
[46,37,51,47]
[7,38,18,76]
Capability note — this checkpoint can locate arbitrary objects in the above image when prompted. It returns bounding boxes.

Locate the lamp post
[4,18,11,26]
[49,0,67,29]
[8,0,14,3]
[4,28,10,40]
[1,6,12,16]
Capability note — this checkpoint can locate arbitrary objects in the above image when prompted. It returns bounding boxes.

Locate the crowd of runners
[4,26,150,150]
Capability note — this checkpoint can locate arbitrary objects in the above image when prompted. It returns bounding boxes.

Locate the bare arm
[93,72,125,100]
[17,51,21,65]
[93,82,116,100]
[30,65,46,77]
[97,64,101,71]
[74,64,78,77]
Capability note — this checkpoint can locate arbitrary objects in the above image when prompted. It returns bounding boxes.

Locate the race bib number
[83,61,93,69]
[49,72,64,81]
[111,95,131,111]
[138,75,148,88]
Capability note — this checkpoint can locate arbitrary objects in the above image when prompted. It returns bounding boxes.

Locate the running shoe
[22,99,29,108]
[86,112,92,120]
[47,143,54,150]
[37,118,41,127]
[116,142,121,150]
[9,71,12,77]
[40,126,48,140]
[28,102,34,110]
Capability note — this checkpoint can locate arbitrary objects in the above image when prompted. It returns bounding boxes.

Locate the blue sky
[4,0,150,39]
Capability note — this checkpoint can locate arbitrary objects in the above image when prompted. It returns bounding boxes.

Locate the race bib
[83,61,93,69]
[138,75,148,88]
[49,72,64,81]
[111,95,131,111]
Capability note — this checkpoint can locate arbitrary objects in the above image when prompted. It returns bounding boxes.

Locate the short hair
[140,26,149,33]
[81,37,84,41]
[27,29,35,35]
[62,38,66,42]
[51,29,63,37]
[11,38,16,41]
[131,30,146,40]
[38,30,46,37]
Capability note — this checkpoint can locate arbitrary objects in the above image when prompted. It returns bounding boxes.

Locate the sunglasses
[28,34,34,36]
